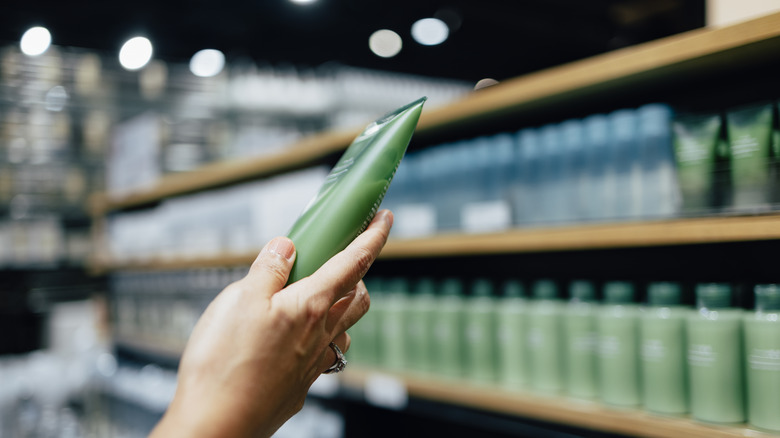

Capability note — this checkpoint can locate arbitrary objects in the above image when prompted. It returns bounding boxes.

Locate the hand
[150,210,393,438]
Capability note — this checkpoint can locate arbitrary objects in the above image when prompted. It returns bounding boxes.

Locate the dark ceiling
[1,0,705,82]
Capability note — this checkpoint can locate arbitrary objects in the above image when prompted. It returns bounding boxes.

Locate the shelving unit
[93,12,780,438]
[340,367,774,438]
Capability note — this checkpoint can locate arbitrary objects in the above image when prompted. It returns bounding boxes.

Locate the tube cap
[604,281,635,304]
[471,278,493,297]
[755,284,780,312]
[533,280,558,299]
[647,282,682,306]
[440,278,464,297]
[695,283,732,309]
[415,278,436,296]
[502,280,525,298]
[569,280,596,302]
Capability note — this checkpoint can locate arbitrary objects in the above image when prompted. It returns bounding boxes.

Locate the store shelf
[92,214,780,272]
[90,12,780,215]
[340,367,774,438]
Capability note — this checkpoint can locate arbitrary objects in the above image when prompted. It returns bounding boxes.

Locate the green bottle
[380,278,409,371]
[726,103,774,212]
[404,278,437,374]
[597,281,641,407]
[464,278,499,384]
[352,277,383,365]
[286,97,426,283]
[640,282,689,415]
[432,278,466,379]
[745,284,780,432]
[527,279,564,394]
[564,280,598,400]
[496,280,528,389]
[687,283,745,424]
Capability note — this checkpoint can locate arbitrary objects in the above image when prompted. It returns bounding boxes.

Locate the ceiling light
[20,26,52,56]
[189,49,225,77]
[411,18,449,46]
[119,36,153,71]
[369,29,402,58]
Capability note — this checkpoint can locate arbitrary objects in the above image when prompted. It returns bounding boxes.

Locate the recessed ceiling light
[190,49,225,77]
[20,26,52,56]
[369,29,403,58]
[411,18,449,46]
[119,36,153,71]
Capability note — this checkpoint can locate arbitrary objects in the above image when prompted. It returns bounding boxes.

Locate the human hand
[150,210,393,438]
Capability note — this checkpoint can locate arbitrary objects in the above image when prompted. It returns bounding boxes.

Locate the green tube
[726,103,774,211]
[672,113,721,214]
[286,97,426,283]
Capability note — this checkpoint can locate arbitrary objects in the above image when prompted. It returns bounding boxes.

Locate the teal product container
[745,284,780,432]
[597,281,642,407]
[564,280,599,400]
[583,114,610,222]
[432,278,467,379]
[672,113,721,215]
[496,280,528,389]
[640,282,689,415]
[380,278,410,371]
[464,279,499,384]
[561,119,586,223]
[637,104,677,219]
[286,97,426,283]
[687,283,745,424]
[607,109,641,220]
[527,279,564,394]
[726,102,774,212]
[515,128,543,225]
[404,278,437,374]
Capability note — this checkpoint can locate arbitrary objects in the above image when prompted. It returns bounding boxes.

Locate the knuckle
[352,246,375,277]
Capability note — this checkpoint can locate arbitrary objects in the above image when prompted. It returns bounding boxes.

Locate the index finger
[295,209,392,308]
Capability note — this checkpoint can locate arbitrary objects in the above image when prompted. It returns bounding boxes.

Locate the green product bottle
[286,97,426,284]
[432,278,466,379]
[527,279,564,394]
[726,103,774,212]
[672,113,721,214]
[597,281,641,407]
[687,283,745,424]
[380,278,409,371]
[745,284,780,432]
[352,277,383,365]
[564,280,598,400]
[404,278,437,374]
[640,282,689,415]
[464,278,499,384]
[496,280,528,389]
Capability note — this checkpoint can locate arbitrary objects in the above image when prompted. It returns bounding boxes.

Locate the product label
[688,343,716,367]
[642,339,666,362]
[749,348,780,371]
[599,336,621,357]
[461,200,511,233]
[731,134,760,158]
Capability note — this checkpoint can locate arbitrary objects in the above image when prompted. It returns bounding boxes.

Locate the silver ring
[323,342,347,374]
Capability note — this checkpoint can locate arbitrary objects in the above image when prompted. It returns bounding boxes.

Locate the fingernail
[378,209,393,228]
[265,237,295,262]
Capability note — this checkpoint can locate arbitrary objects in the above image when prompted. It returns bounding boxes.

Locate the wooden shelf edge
[90,214,780,272]
[89,12,780,214]
[340,367,774,438]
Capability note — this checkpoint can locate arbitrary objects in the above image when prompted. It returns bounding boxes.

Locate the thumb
[244,236,297,296]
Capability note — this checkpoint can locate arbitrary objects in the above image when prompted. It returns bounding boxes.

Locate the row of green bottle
[350,277,780,433]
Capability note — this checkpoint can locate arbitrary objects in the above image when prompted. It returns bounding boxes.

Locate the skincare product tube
[640,282,689,415]
[564,280,599,399]
[286,97,426,283]
[687,283,745,424]
[351,277,383,365]
[380,278,410,371]
[433,278,467,379]
[496,280,528,389]
[672,113,721,215]
[583,114,610,222]
[745,284,780,432]
[464,279,499,383]
[528,279,564,394]
[597,281,642,407]
[404,278,437,374]
[638,104,677,219]
[726,102,774,212]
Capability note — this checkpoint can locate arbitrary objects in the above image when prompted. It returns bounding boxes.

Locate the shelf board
[92,214,780,272]
[340,367,773,438]
[90,12,780,215]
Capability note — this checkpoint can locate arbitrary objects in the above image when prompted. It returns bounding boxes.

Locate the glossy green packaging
[432,278,467,379]
[745,284,780,432]
[687,283,745,424]
[726,103,774,212]
[404,278,437,374]
[380,278,409,371]
[672,113,721,214]
[640,282,689,415]
[496,280,528,389]
[464,278,499,384]
[527,280,564,394]
[597,281,641,407]
[286,97,426,283]
[564,280,598,400]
